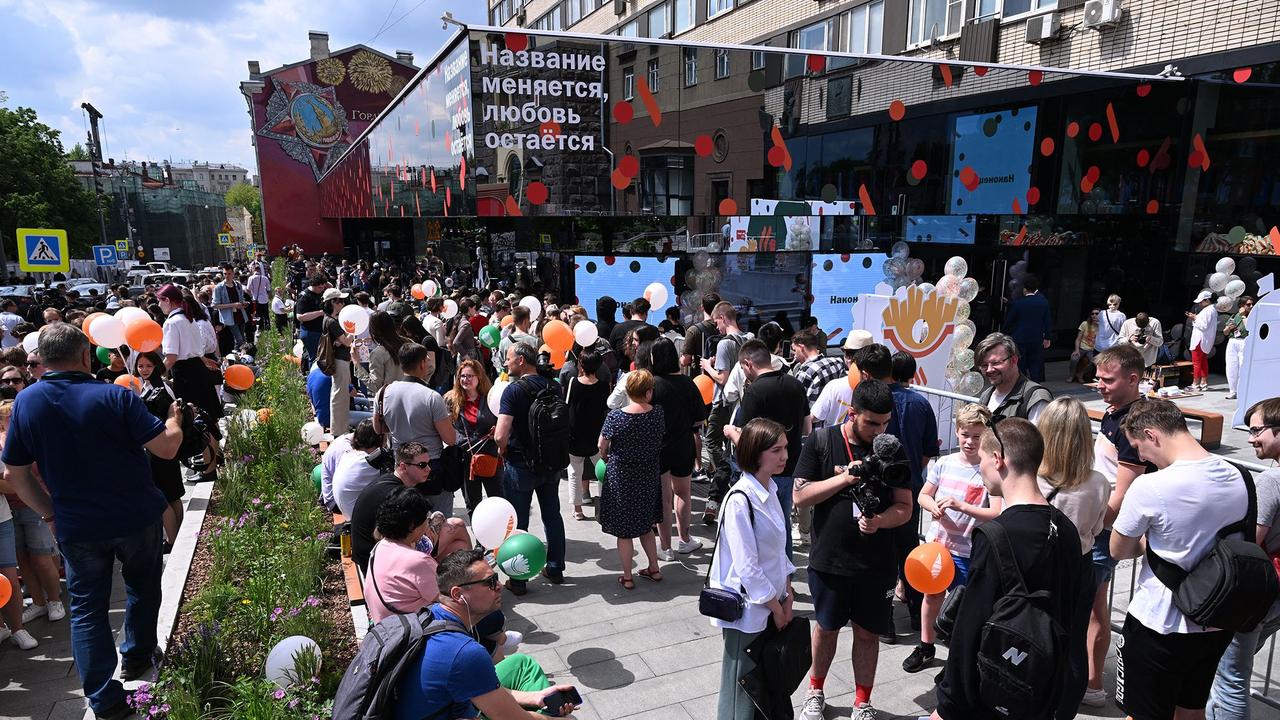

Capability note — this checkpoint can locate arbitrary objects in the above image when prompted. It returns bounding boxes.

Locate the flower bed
[138,261,356,719]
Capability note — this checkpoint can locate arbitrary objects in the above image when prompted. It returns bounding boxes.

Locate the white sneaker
[800,689,825,720]
[502,631,523,654]
[1080,687,1106,707]
[676,538,703,554]
[47,601,66,622]
[852,704,877,720]
[656,547,675,562]
[9,628,37,650]
[21,604,47,623]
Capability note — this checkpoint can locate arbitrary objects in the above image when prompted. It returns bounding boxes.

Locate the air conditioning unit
[1025,13,1061,43]
[1082,0,1123,29]
[516,8,527,25]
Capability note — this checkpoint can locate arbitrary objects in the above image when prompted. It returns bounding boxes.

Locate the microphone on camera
[871,433,901,463]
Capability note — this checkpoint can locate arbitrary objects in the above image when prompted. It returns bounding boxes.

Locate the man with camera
[1118,312,1163,371]
[793,379,912,720]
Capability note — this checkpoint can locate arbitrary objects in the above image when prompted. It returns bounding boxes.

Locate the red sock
[855,684,872,706]
[810,675,825,691]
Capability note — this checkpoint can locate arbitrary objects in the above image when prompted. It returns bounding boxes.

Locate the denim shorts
[12,506,57,555]
[0,519,17,568]
[1092,528,1118,585]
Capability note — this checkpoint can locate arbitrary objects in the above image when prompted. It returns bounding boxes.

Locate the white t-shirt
[1191,305,1219,353]
[1095,309,1126,351]
[161,311,206,359]
[320,432,354,508]
[810,375,853,428]
[1038,470,1111,555]
[1113,456,1248,633]
[333,450,385,518]
[986,386,1047,424]
[926,454,988,557]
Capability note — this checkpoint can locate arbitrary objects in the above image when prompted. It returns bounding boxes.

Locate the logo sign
[16,228,69,273]
[217,233,232,246]
[92,245,118,267]
[1002,647,1029,666]
[115,239,130,253]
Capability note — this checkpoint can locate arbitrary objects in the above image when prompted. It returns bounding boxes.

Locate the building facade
[166,162,251,195]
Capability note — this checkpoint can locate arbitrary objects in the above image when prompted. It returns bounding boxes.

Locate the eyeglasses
[1247,425,1279,438]
[979,354,1013,370]
[402,461,431,469]
[1,377,24,385]
[457,573,501,591]
[459,374,477,380]
[24,362,40,368]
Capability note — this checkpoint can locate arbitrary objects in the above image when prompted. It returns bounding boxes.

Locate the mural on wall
[257,80,353,179]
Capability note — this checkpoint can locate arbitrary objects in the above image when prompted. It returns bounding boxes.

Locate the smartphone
[542,687,583,716]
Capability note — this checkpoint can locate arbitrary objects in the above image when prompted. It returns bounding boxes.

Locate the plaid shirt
[791,355,847,405]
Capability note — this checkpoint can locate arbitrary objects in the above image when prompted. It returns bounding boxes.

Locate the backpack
[332,609,468,720]
[516,377,571,473]
[974,519,1068,720]
[1146,463,1280,632]
[316,323,337,376]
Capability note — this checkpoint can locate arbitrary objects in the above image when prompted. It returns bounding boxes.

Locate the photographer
[793,379,912,720]
[1119,311,1163,371]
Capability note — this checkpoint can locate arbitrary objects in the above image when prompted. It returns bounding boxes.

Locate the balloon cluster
[1206,256,1249,315]
[471,497,548,581]
[882,242,927,290]
[931,256,983,396]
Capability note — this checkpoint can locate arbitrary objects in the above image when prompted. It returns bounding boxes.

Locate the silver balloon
[884,257,907,280]
[917,282,936,295]
[958,277,980,302]
[1208,272,1230,293]
[692,250,711,270]
[953,323,974,349]
[906,258,926,279]
[945,360,964,382]
[937,275,961,298]
[1216,296,1236,314]
[944,256,969,278]
[1224,279,1247,299]
[891,241,910,259]
[954,300,971,322]
[959,319,977,338]
[955,371,985,397]
[953,348,975,371]
[1215,257,1237,275]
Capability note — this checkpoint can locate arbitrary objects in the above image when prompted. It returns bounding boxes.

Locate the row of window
[785,1,884,79]
[907,0,1056,46]
[619,46,760,100]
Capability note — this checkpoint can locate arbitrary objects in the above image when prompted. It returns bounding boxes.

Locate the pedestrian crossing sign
[16,228,69,273]
[115,239,130,253]
[218,233,232,246]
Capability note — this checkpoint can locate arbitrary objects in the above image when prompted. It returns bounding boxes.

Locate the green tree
[0,106,99,275]
[65,142,91,161]
[225,182,262,244]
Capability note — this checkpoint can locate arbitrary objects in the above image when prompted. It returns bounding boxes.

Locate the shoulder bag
[699,489,756,622]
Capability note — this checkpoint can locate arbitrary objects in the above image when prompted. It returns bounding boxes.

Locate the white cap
[842,329,874,350]
[1194,290,1213,303]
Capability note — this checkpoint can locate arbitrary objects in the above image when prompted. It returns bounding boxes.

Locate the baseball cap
[842,329,874,351]
[1194,290,1213,303]
[322,288,349,302]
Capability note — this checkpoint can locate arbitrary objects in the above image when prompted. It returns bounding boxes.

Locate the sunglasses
[1247,425,1279,438]
[1,377,23,385]
[401,461,431,469]
[25,362,40,368]
[457,573,501,591]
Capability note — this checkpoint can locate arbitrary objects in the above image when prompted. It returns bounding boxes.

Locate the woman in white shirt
[1095,294,1125,352]
[158,285,221,420]
[708,417,796,720]
[1186,290,1218,392]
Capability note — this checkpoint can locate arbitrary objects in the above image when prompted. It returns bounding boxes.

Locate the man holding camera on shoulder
[793,379,912,720]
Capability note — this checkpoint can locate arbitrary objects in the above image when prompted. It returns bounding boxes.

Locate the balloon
[936,275,961,298]
[542,320,573,354]
[905,542,956,595]
[906,258,925,279]
[411,284,426,300]
[890,241,910,259]
[548,349,566,369]
[496,532,548,580]
[95,345,111,365]
[293,339,304,357]
[472,497,518,549]
[595,458,606,483]
[115,307,150,324]
[82,312,108,343]
[944,256,969,278]
[1216,296,1236,314]
[519,296,542,321]
[1208,272,1230,292]
[573,321,599,347]
[955,371,985,397]
[425,280,439,297]
[114,374,142,393]
[883,257,907,280]
[265,635,322,689]
[499,314,514,328]
[847,363,862,391]
[311,464,323,492]
[0,574,9,607]
[225,364,255,391]
[88,315,125,348]
[693,374,715,405]
[237,408,259,427]
[442,299,459,320]
[953,324,975,349]
[953,348,975,371]
[644,282,669,308]
[338,305,370,335]
[488,380,510,416]
[1216,257,1237,275]
[917,282,936,295]
[479,324,501,349]
[124,318,163,352]
[22,332,40,354]
[301,421,325,446]
[958,278,980,303]
[1225,279,1247,299]
[954,300,971,322]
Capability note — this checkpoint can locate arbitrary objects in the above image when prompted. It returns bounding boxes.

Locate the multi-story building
[166,162,251,195]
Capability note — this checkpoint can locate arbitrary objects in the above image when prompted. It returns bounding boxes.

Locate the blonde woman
[1035,397,1111,712]
[598,369,665,589]
[444,359,504,518]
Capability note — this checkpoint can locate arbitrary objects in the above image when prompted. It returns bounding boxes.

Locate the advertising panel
[809,253,887,345]
[949,106,1037,215]
[904,215,976,244]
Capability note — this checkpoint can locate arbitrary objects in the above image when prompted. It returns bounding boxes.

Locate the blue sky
[0,0,478,177]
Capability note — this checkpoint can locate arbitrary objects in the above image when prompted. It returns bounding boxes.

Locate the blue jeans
[299,328,322,373]
[773,476,793,561]
[1206,597,1280,719]
[503,463,566,575]
[61,522,164,713]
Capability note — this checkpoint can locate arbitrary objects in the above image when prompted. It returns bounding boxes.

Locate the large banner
[809,253,886,345]
[949,106,1037,215]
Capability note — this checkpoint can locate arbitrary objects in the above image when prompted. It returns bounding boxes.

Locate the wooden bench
[1087,404,1223,450]
[332,511,365,606]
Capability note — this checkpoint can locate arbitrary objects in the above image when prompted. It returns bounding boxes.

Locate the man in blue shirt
[306,363,333,429]
[1002,273,1054,382]
[4,323,184,720]
[394,549,579,720]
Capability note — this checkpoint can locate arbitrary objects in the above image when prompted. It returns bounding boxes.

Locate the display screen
[573,256,675,319]
[905,215,976,244]
[949,106,1037,215]
[809,253,886,345]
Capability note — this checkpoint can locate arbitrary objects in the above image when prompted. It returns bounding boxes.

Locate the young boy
[904,403,1000,673]
[94,347,128,383]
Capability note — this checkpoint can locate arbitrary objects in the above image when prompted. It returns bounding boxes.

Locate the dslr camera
[838,434,910,518]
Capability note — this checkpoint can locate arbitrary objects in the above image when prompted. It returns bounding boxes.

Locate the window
[1001,0,1055,17]
[673,0,694,33]
[641,154,694,215]
[533,5,562,30]
[708,0,732,20]
[647,3,668,37]
[647,58,661,93]
[751,50,766,70]
[623,67,635,100]
[715,48,730,79]
[786,18,834,78]
[908,0,967,46]
[567,0,583,26]
[848,1,884,54]
[619,19,639,36]
[684,48,698,86]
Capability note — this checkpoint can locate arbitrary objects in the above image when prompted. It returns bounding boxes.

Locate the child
[903,403,1000,674]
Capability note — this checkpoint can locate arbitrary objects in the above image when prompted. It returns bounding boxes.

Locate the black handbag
[438,444,470,493]
[699,489,755,622]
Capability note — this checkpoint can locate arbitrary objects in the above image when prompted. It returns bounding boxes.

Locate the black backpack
[332,609,468,720]
[1146,463,1280,632]
[974,519,1068,720]
[516,377,571,473]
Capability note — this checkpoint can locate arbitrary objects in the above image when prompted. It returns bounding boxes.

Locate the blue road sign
[93,245,118,266]
[16,228,68,273]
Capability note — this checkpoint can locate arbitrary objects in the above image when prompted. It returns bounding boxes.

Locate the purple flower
[252,498,262,505]
[288,698,300,709]
[273,687,287,700]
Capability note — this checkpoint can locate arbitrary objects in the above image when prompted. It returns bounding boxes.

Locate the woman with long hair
[158,284,221,420]
[443,359,504,518]
[565,349,610,520]
[134,350,185,550]
[597,369,665,590]
[640,337,707,558]
[323,290,354,434]
[367,311,406,394]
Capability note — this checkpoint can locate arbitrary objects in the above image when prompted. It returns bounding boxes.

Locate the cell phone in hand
[542,687,583,716]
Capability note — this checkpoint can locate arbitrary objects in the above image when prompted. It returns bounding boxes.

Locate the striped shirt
[791,355,847,405]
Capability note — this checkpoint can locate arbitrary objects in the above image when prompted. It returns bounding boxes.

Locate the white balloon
[238,409,259,427]
[442,298,459,320]
[115,307,150,324]
[873,282,894,296]
[293,340,304,358]
[1215,257,1237,275]
[21,331,40,354]
[337,304,370,335]
[265,635,321,689]
[1208,272,1230,293]
[917,282,936,295]
[519,296,542,321]
[88,315,126,348]
[301,421,325,446]
[1224,279,1247,299]
[944,256,969,278]
[1216,296,1236,314]
[644,282,669,308]
[955,371,985,397]
[958,277,980,302]
[488,380,510,417]
[472,497,518,549]
[953,324,975,349]
[936,275,961,298]
[425,280,439,297]
[573,321,598,347]
[890,241,910,259]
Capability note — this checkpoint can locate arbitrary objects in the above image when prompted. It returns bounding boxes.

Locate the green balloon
[496,532,547,581]
[311,464,323,493]
[479,324,501,350]
[595,458,606,483]
[95,346,111,365]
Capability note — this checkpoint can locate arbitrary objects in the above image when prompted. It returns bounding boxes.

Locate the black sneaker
[121,649,162,681]
[95,700,136,720]
[902,643,935,673]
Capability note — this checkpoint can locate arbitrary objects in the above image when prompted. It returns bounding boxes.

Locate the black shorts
[659,441,695,478]
[1116,614,1233,719]
[808,567,894,635]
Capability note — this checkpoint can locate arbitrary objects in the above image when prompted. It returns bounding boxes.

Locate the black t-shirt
[565,377,610,457]
[95,366,128,383]
[652,374,709,453]
[737,370,810,477]
[793,425,910,577]
[350,475,402,573]
[323,316,351,362]
[294,290,324,331]
[608,319,647,355]
[1100,401,1158,474]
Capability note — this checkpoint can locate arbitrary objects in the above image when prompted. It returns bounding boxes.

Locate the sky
[0,0,478,178]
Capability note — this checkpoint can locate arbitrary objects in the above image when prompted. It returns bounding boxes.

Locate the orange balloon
[284,355,301,366]
[542,319,573,353]
[0,574,9,607]
[114,374,142,393]
[225,364,255,391]
[847,362,862,391]
[499,314,514,328]
[82,312,108,344]
[693,374,715,405]
[905,542,955,595]
[411,283,426,300]
[549,349,567,369]
[124,317,163,352]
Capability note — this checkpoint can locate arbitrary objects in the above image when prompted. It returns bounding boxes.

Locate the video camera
[839,433,909,518]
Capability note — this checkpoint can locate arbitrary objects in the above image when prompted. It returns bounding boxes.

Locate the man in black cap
[294,274,330,372]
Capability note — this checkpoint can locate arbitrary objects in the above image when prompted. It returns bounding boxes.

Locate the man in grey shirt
[376,342,458,516]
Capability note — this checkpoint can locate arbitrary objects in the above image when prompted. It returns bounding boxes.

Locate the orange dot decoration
[888,100,906,122]
[1146,200,1160,214]
[905,542,955,595]
[718,198,738,216]
[693,374,714,405]
[124,318,163,352]
[114,374,142,393]
[1040,138,1055,157]
[225,364,255,391]
[910,160,928,181]
[526,181,548,206]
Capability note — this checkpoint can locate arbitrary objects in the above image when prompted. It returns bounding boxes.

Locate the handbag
[316,327,337,376]
[699,489,755,622]
[438,444,470,493]
[459,403,500,479]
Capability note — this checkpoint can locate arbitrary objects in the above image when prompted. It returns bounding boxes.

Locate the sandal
[573,510,587,520]
[618,576,634,590]
[638,568,663,582]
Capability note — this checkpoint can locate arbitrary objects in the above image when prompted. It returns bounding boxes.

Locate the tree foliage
[65,142,91,161]
[0,106,98,259]
[225,182,262,243]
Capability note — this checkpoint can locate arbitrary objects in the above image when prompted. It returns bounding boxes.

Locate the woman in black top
[322,290,354,434]
[640,337,708,557]
[565,349,610,520]
[443,359,504,518]
[135,350,184,551]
